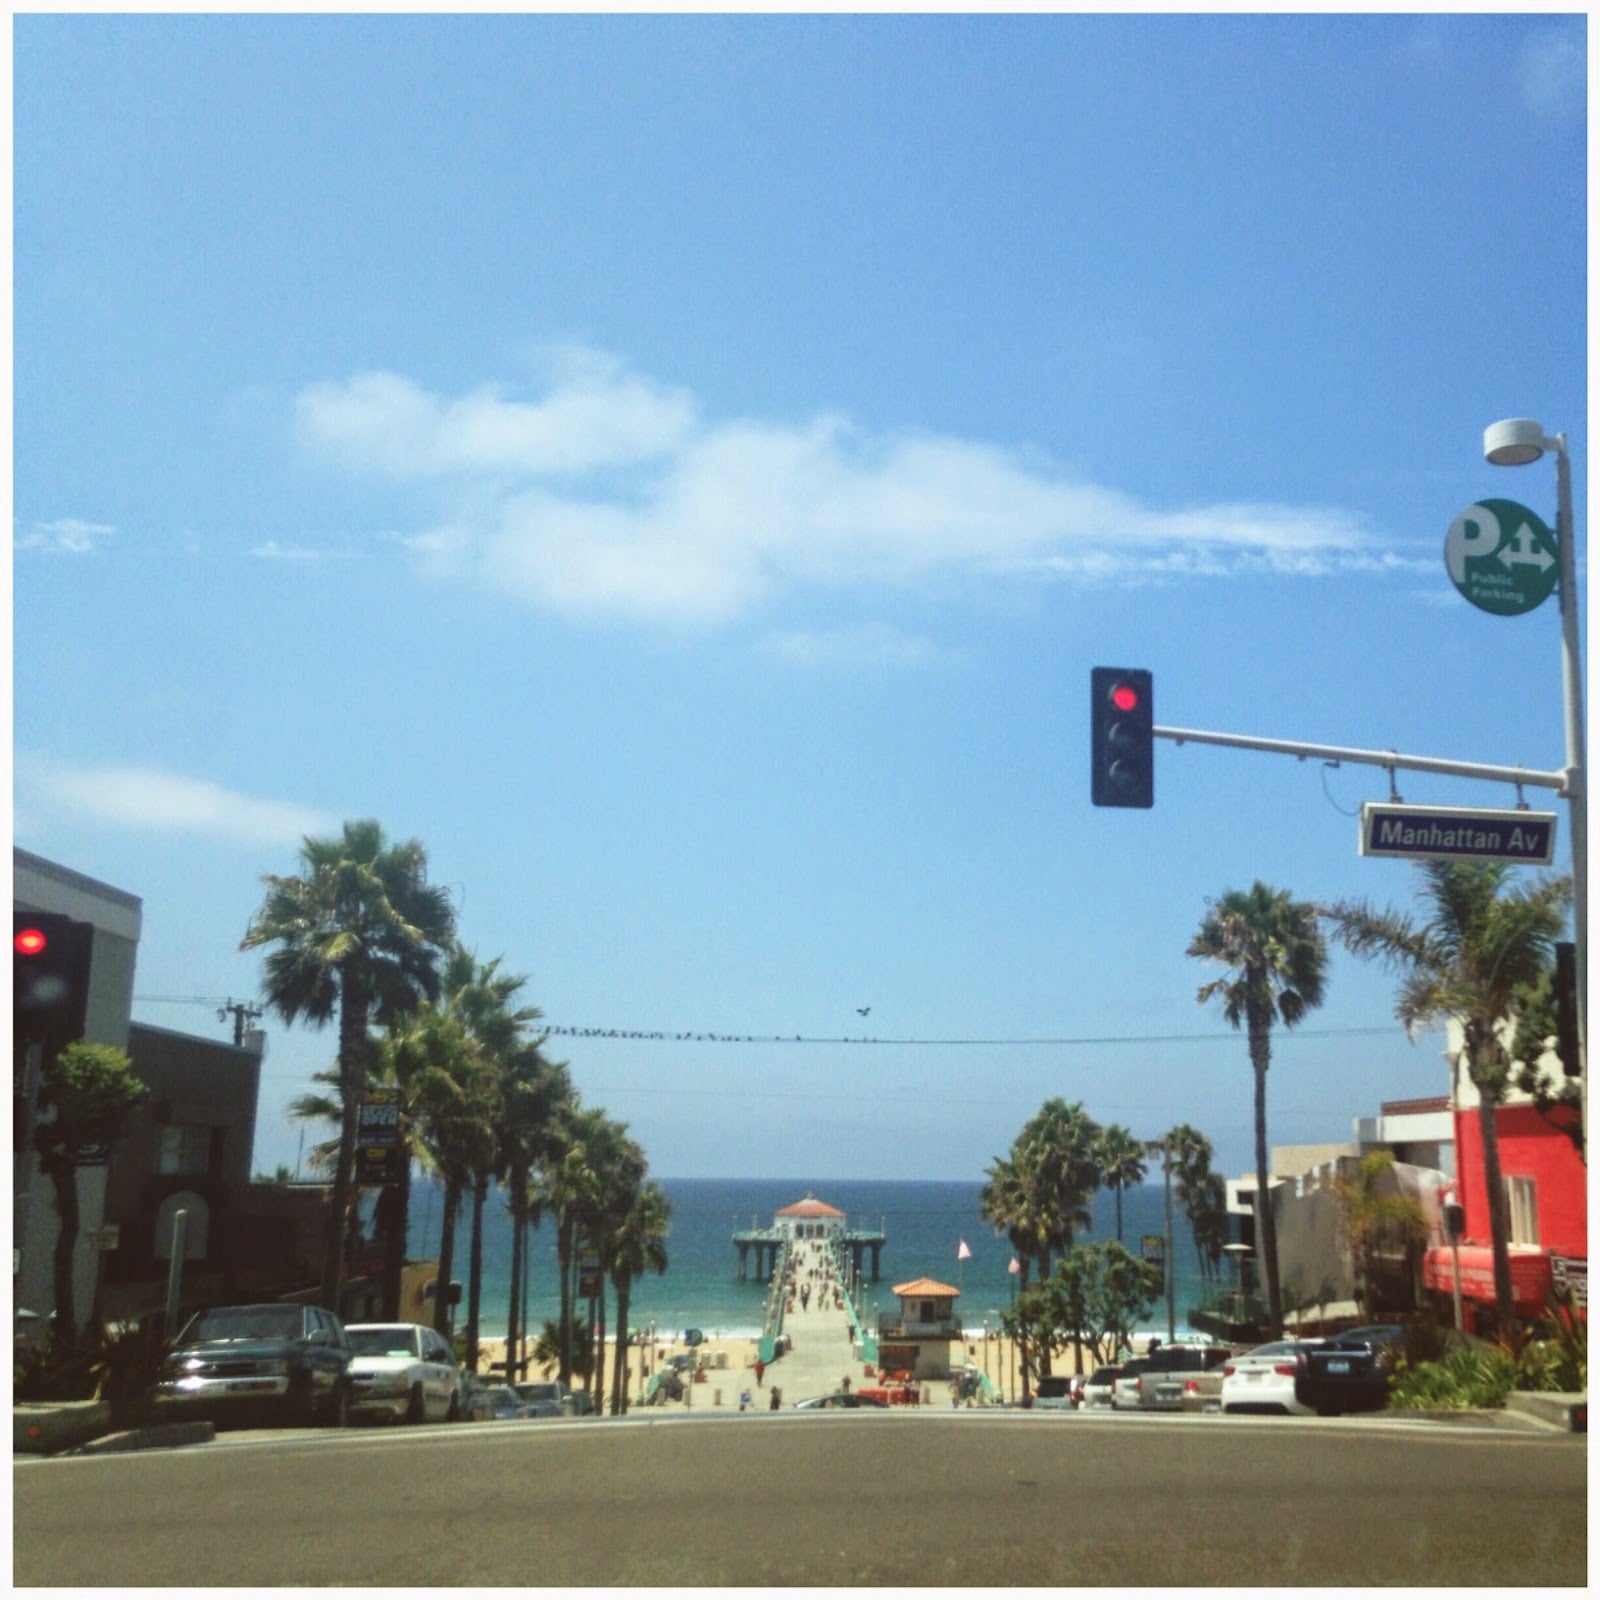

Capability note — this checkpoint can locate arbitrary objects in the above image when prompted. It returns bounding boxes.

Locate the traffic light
[1091,667,1154,808]
[1553,940,1579,1077]
[13,911,94,1047]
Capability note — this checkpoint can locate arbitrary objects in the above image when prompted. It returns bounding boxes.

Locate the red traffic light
[1110,683,1140,713]
[14,927,49,957]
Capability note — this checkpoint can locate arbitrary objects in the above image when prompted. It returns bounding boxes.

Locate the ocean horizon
[406,1176,1216,1344]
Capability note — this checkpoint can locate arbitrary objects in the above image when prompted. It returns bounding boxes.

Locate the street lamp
[1142,1139,1177,1343]
[1483,420,1587,1144]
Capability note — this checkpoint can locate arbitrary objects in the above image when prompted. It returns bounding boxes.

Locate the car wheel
[1316,1406,1338,1418]
[321,1382,351,1428]
[288,1374,319,1428]
[406,1384,426,1424]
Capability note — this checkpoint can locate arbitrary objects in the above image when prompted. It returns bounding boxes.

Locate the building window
[1503,1175,1539,1246]
[157,1123,212,1177]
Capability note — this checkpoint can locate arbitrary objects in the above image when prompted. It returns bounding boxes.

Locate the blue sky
[13,13,1587,1184]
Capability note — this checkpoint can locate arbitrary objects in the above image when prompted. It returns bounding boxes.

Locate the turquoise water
[406,1177,1213,1342]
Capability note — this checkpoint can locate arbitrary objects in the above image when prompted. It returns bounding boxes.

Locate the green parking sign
[1445,498,1559,616]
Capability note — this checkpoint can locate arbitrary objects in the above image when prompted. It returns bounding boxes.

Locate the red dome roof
[776,1196,845,1219]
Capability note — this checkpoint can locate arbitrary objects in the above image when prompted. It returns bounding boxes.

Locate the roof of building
[776,1196,845,1219]
[892,1277,960,1298]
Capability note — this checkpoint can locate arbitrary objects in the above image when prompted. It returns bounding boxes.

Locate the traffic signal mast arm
[1152,725,1572,798]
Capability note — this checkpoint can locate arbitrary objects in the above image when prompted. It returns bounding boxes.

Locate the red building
[1422,1026,1586,1330]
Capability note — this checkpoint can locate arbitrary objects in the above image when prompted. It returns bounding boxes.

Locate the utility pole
[218,999,263,1048]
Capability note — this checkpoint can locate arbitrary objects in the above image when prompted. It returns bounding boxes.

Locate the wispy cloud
[294,348,1397,628]
[250,540,363,562]
[16,518,116,554]
[17,755,337,846]
[763,623,936,670]
[1517,29,1585,122]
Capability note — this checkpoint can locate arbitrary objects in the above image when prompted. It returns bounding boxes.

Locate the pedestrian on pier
[754,1356,766,1387]
[769,1387,781,1411]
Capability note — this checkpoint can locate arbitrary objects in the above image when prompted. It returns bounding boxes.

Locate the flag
[957,1239,972,1262]
[1008,1257,1021,1275]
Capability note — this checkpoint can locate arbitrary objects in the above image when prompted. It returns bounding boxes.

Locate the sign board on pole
[1444,499,1559,616]
[1360,802,1557,864]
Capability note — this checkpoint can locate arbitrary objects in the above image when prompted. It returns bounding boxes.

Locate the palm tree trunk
[556,1213,574,1387]
[466,1173,487,1373]
[46,1154,80,1349]
[1114,1182,1124,1244]
[433,1178,461,1339]
[380,1175,410,1322]
[593,1283,606,1417]
[1475,1079,1515,1328]
[507,1197,523,1383]
[1250,1016,1283,1337]
[612,1284,631,1415]
[322,969,370,1314]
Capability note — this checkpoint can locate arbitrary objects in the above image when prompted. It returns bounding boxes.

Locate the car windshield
[346,1328,419,1358]
[1088,1368,1119,1383]
[184,1306,303,1343]
[518,1383,561,1402]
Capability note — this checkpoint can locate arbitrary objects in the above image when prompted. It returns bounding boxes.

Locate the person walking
[754,1356,766,1387]
[769,1386,781,1411]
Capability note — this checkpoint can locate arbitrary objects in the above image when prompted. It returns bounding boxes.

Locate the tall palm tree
[1018,1099,1102,1277]
[1322,859,1570,1327]
[1188,881,1327,1337]
[1096,1124,1147,1244]
[241,819,455,1311]
[607,1179,672,1414]
[501,1047,572,1381]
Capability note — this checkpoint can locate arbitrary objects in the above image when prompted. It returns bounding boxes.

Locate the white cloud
[293,350,1396,629]
[250,540,362,562]
[763,623,936,670]
[17,755,337,846]
[1517,30,1585,122]
[16,518,116,554]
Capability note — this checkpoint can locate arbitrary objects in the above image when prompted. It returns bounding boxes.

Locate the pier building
[733,1194,886,1283]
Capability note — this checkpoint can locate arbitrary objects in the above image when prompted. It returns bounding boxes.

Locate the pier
[732,1195,886,1283]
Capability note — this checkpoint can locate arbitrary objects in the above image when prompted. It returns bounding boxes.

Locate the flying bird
[856,1007,871,1017]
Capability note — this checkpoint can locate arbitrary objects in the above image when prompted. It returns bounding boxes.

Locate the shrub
[1389,1346,1517,1410]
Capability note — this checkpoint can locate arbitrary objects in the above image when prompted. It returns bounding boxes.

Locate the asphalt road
[14,1411,1587,1587]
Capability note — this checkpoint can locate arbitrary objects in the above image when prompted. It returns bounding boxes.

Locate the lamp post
[1483,420,1587,1147]
[1142,1139,1177,1343]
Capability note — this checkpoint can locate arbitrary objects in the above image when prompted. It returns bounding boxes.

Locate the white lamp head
[1484,418,1549,467]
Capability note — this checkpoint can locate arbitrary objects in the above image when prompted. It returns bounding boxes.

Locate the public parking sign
[1444,498,1559,616]
[1360,802,1557,865]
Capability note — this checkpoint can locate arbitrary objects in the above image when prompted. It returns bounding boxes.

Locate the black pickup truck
[1295,1323,1405,1416]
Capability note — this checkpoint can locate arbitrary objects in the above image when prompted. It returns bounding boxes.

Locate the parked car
[1220,1339,1326,1416]
[483,1384,526,1421]
[154,1302,352,1429]
[1030,1375,1084,1410]
[459,1374,496,1421]
[1081,1365,1121,1409]
[514,1380,569,1419]
[1141,1345,1232,1412]
[794,1391,890,1410]
[1110,1357,1155,1410]
[1296,1324,1405,1416]
[344,1322,462,1424]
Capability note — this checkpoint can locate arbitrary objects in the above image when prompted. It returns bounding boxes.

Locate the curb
[14,1402,112,1456]
[73,1421,216,1455]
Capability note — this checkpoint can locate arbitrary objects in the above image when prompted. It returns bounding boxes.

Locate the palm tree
[1331,1151,1430,1318]
[241,819,455,1311]
[1188,881,1328,1337]
[1322,859,1570,1328]
[501,1047,572,1381]
[607,1180,672,1413]
[33,1042,147,1346]
[1096,1124,1147,1244]
[1018,1099,1102,1277]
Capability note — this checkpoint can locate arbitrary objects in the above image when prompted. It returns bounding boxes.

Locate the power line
[537,1023,1410,1047]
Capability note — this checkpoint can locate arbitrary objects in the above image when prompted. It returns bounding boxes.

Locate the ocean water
[407,1178,1214,1343]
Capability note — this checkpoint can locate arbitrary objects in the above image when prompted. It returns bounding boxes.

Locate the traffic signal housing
[13,911,94,1048]
[1091,667,1154,808]
[1554,940,1579,1077]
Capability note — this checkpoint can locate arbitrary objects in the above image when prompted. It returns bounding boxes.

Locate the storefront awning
[1424,1245,1553,1310]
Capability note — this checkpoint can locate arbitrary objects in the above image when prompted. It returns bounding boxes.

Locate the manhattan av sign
[1360,802,1557,865]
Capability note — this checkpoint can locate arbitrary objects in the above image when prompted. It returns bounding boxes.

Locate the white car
[1110,1356,1156,1410]
[344,1322,463,1423]
[1219,1339,1325,1416]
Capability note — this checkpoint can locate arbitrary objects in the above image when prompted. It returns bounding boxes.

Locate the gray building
[13,848,143,1337]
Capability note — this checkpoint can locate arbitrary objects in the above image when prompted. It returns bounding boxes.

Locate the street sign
[1360,802,1557,865]
[1445,498,1558,616]
[357,1085,401,1149]
[1140,1234,1164,1265]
